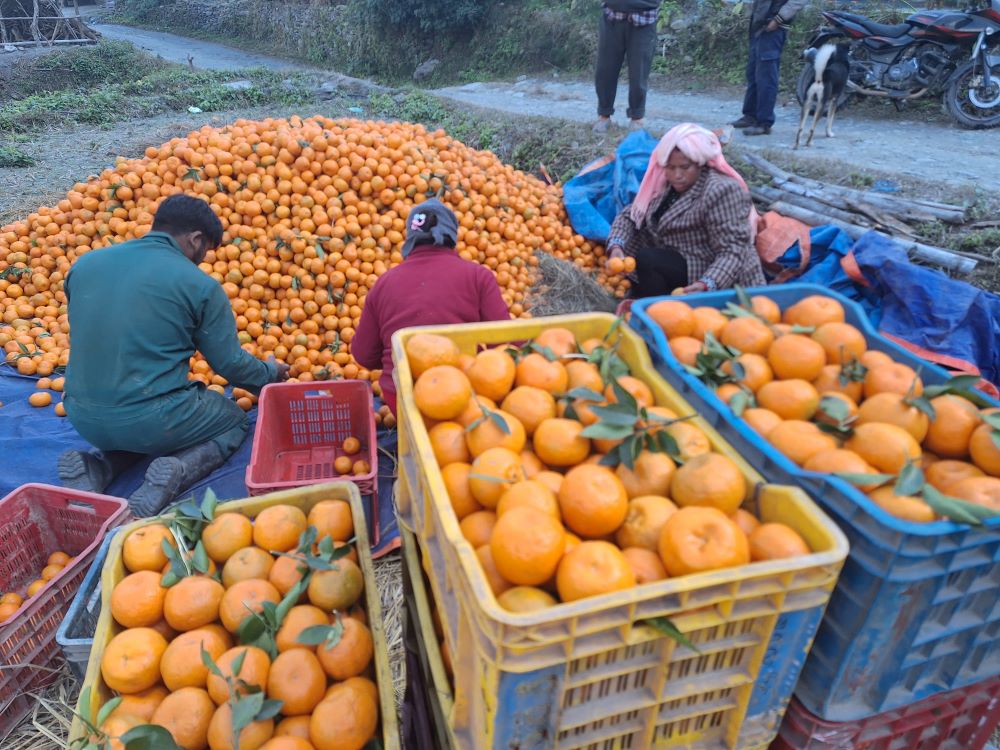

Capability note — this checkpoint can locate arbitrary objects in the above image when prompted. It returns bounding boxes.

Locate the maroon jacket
[351,245,510,413]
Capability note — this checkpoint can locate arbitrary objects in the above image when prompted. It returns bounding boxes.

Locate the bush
[359,0,498,34]
[0,144,34,167]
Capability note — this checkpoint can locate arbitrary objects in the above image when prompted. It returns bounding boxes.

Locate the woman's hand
[607,245,625,260]
[674,281,708,295]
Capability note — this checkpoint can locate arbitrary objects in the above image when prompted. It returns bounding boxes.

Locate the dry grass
[526,251,618,317]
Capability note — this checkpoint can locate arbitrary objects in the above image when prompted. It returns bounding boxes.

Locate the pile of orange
[91,499,381,750]
[647,294,1000,523]
[333,435,370,477]
[403,326,812,612]
[0,550,75,622]
[0,116,620,395]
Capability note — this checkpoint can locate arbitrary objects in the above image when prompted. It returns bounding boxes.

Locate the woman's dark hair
[152,194,224,248]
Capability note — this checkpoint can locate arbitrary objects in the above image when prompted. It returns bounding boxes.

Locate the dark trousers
[595,15,658,120]
[742,28,787,128]
[635,246,688,298]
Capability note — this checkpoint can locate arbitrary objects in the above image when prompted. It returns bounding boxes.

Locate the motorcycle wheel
[945,61,1000,129]
[796,61,852,109]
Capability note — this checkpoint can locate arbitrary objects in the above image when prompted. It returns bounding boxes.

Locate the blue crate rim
[55,527,120,649]
[630,283,1000,538]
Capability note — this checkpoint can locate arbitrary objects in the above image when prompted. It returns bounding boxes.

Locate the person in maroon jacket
[351,199,510,414]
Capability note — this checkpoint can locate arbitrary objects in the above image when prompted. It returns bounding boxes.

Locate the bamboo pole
[752,185,869,227]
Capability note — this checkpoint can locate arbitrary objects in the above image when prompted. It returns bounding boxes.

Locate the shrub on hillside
[359,0,498,34]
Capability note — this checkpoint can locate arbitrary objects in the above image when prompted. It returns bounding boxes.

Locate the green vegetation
[0,144,35,167]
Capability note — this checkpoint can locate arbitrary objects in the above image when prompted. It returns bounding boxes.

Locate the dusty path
[434,77,999,192]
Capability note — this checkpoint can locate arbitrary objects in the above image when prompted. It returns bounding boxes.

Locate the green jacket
[65,232,275,413]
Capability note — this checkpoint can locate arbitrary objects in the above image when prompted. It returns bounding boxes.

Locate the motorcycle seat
[838,12,913,37]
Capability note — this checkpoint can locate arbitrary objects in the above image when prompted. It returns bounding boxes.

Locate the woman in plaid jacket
[606,123,766,298]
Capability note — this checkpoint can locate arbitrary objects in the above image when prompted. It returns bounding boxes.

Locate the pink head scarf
[630,123,758,238]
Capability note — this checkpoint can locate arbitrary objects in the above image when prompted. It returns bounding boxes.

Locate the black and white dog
[795,43,850,149]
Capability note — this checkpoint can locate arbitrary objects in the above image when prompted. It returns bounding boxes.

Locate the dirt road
[434,78,999,192]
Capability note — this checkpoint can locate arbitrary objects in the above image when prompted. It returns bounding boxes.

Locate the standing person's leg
[625,21,658,124]
[635,246,689,298]
[739,33,761,126]
[595,13,627,130]
[746,28,787,133]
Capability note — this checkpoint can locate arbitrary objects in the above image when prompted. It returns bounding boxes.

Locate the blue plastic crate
[55,528,119,681]
[630,283,1000,722]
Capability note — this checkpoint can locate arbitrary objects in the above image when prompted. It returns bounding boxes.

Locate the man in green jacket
[59,194,288,515]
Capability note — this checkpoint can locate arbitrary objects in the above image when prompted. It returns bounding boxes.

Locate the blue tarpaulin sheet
[0,372,399,557]
[563,133,1000,386]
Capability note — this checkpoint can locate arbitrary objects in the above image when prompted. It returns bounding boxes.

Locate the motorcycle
[797,0,1000,128]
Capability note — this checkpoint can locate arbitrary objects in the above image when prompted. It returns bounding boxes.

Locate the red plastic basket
[771,676,1000,750]
[246,380,378,499]
[0,484,129,737]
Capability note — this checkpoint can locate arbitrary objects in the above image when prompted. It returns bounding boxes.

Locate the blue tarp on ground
[0,371,399,556]
[563,133,1000,386]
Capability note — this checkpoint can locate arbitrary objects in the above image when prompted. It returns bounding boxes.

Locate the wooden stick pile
[0,0,99,47]
[745,153,987,274]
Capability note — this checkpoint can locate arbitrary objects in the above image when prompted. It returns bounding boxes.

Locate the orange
[515,353,569,395]
[101,627,168,694]
[342,437,361,456]
[646,299,694,339]
[252,504,308,553]
[307,558,364,611]
[123,524,176,573]
[222,546,275,588]
[0,592,22,607]
[750,295,781,324]
[267,648,327,716]
[658,422,710,463]
[621,546,668,583]
[276,605,330,653]
[501,386,557,435]
[856,392,929,442]
[441,462,482,520]
[207,702,274,750]
[468,447,525,508]
[558,464,629,538]
[803,449,880,489]
[405,333,461,378]
[815,392,859,427]
[615,451,676,499]
[414,365,473,420]
[315,616,373,680]
[860,350,894,370]
[669,336,703,366]
[97,712,143,750]
[520,450,545,478]
[720,316,774,355]
[467,349,517,402]
[748,523,810,561]
[556,541,636,602]
[616,495,678,550]
[923,395,982,458]
[496,480,560,519]
[428,421,471,465]
[869,486,936,523]
[948,476,1000,510]
[26,579,46,597]
[206,646,271,706]
[926,460,985,492]
[846,422,922,474]
[28,392,51,408]
[658,506,750,576]
[459,510,498,548]
[274,716,312,741]
[691,306,729,341]
[47,551,71,566]
[465,408,526,457]
[605,375,654,408]
[106,685,169,723]
[716,383,743,405]
[201,513,253,564]
[756,379,820,420]
[863,362,923,399]
[535,327,578,358]
[812,322,867,364]
[306,500,354,544]
[496,586,558,612]
[111,570,167,628]
[743,408,782,437]
[164,575,225,632]
[722,353,773,392]
[260,738,315,750]
[533,418,590,467]
[476,545,513,596]
[565,360,604,392]
[767,420,839,467]
[151,687,215,750]
[0,602,18,621]
[160,627,229,691]
[534,470,564,495]
[969,423,1000,476]
[767,334,827,381]
[490,506,566,586]
[220,579,281,634]
[782,295,845,328]
[670,453,746,514]
[730,508,761,537]
[334,456,353,475]
[309,684,378,750]
[812,364,864,403]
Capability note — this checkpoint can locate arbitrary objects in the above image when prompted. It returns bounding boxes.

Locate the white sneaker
[629,119,646,131]
[592,117,611,134]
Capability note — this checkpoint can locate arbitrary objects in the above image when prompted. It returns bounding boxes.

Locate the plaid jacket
[603,4,659,25]
[607,169,766,289]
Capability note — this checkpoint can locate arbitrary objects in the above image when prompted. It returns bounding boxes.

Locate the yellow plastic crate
[391,313,849,750]
[69,482,400,749]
